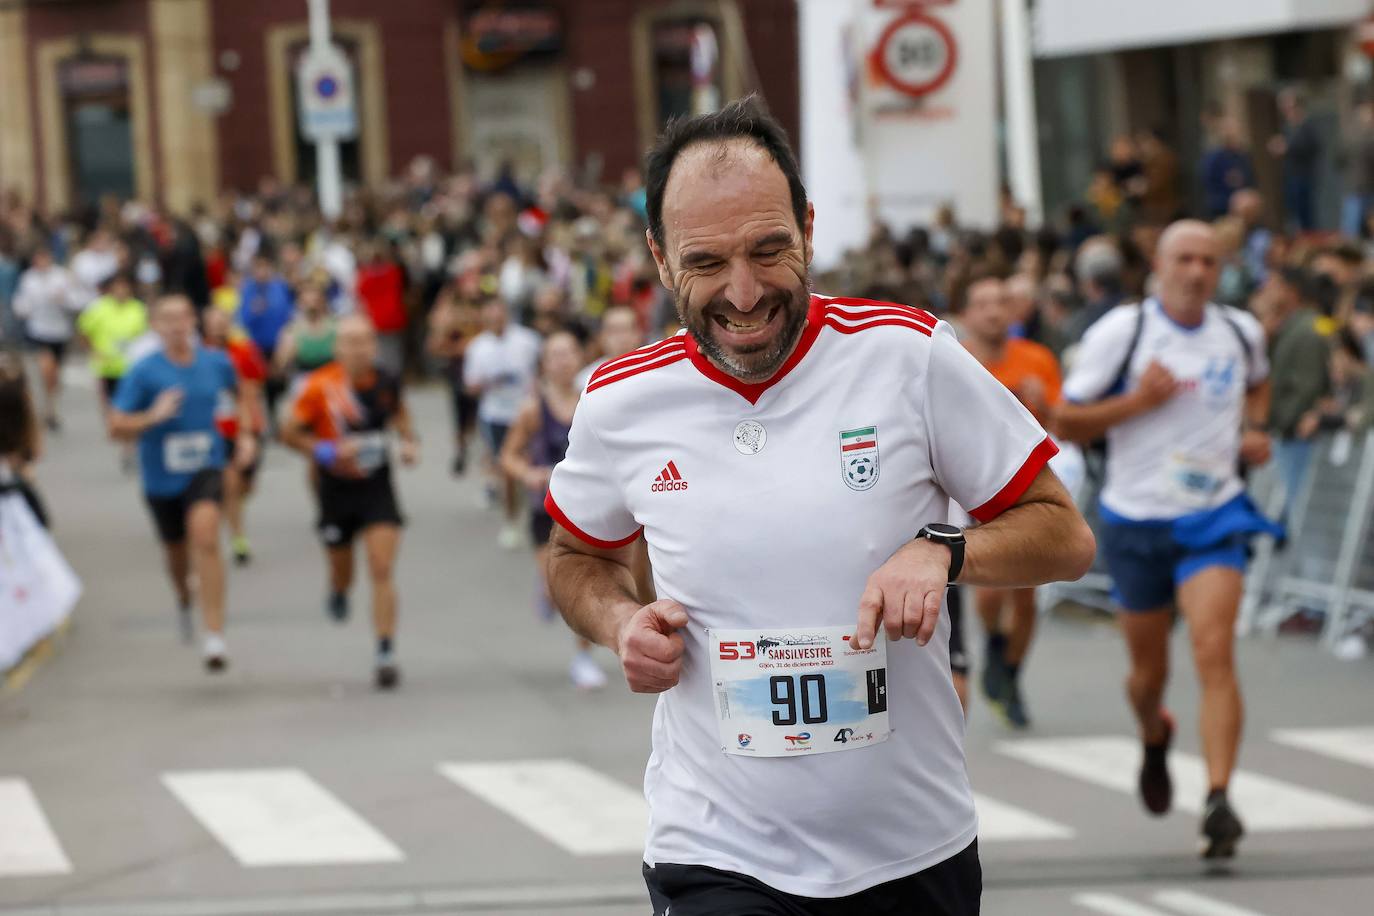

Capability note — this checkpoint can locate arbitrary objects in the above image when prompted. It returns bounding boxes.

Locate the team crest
[839,426,879,491]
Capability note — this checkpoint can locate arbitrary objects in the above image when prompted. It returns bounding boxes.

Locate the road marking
[162,769,404,867]
[1074,893,1170,916]
[1154,889,1270,916]
[0,779,72,876]
[438,759,647,855]
[973,792,1075,840]
[997,736,1374,830]
[0,881,649,915]
[1271,726,1374,770]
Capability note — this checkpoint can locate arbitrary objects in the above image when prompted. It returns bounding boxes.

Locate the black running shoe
[1139,709,1175,816]
[375,650,399,690]
[1001,676,1031,729]
[981,636,1010,704]
[327,591,349,623]
[1200,793,1244,859]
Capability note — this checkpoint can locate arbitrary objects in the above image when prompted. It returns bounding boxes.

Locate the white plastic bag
[0,492,81,671]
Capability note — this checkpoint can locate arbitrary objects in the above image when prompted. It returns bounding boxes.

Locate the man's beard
[676,279,811,382]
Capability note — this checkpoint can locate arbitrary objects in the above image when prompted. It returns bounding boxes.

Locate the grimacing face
[648,141,814,382]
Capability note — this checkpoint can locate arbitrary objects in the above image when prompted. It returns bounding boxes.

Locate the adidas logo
[651,460,689,492]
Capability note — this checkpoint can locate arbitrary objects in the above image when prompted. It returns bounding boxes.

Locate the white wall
[1035,0,1371,58]
[800,0,1000,267]
[799,0,868,271]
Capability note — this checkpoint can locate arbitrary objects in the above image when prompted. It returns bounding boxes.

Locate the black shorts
[645,840,981,916]
[100,376,121,401]
[317,472,404,547]
[530,508,554,546]
[145,468,224,544]
[947,585,968,676]
[25,334,67,362]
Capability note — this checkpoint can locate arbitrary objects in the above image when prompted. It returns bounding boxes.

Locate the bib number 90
[770,674,828,726]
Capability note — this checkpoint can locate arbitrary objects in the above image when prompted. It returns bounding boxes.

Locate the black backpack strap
[1219,309,1255,385]
[1100,302,1146,400]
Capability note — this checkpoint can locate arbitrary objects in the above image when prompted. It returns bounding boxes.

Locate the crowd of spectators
[2,108,1374,513]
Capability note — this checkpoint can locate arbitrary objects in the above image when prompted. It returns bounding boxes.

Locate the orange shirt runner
[981,338,1062,423]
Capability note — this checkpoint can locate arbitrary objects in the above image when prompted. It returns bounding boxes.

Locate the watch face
[924,523,963,540]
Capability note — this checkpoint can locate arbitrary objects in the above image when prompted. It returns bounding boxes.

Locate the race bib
[1165,451,1231,509]
[350,432,389,473]
[164,432,213,474]
[709,625,890,758]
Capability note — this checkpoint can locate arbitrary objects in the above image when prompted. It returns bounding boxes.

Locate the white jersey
[12,266,81,342]
[546,295,1055,897]
[1062,299,1268,521]
[462,324,541,425]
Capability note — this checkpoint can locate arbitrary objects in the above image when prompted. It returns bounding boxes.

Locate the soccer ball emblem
[848,457,873,482]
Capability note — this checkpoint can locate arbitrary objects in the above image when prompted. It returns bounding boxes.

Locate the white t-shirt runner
[1062,299,1268,521]
[546,294,1056,897]
[462,323,541,426]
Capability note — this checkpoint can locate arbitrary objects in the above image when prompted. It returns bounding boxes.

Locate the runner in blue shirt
[110,294,257,672]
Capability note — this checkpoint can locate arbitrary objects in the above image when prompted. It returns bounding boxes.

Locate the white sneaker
[203,632,228,673]
[497,523,523,550]
[569,651,608,690]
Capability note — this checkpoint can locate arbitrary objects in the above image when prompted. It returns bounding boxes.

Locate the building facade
[1031,0,1373,226]
[0,0,800,215]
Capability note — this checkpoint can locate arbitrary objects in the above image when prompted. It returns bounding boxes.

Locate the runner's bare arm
[1245,378,1271,428]
[497,399,539,487]
[961,466,1095,587]
[547,526,643,649]
[1053,359,1179,443]
[548,525,686,693]
[854,467,1093,650]
[107,388,183,440]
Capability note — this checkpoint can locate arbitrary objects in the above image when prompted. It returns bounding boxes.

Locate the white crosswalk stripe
[1153,889,1270,916]
[1075,892,1171,916]
[162,769,404,867]
[997,736,1374,831]
[1271,726,1374,770]
[438,759,647,855]
[0,779,72,876]
[973,792,1075,840]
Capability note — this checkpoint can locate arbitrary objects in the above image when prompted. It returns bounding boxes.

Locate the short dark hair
[644,95,807,250]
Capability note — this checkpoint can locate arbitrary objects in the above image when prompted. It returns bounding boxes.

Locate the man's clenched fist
[616,599,688,693]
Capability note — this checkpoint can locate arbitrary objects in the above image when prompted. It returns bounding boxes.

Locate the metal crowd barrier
[1240,430,1374,650]
[1042,433,1374,656]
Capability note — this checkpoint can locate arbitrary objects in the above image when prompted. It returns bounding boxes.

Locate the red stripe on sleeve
[968,436,1060,523]
[544,491,643,550]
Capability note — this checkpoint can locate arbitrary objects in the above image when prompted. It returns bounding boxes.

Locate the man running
[463,294,540,547]
[1056,220,1277,860]
[78,272,148,409]
[282,314,417,689]
[202,307,267,565]
[957,268,1064,728]
[12,245,82,431]
[109,294,256,670]
[544,99,1094,915]
[500,329,609,690]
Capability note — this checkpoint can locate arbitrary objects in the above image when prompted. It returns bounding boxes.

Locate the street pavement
[3,370,1374,915]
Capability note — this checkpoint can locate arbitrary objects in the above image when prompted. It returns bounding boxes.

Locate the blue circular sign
[315,74,339,99]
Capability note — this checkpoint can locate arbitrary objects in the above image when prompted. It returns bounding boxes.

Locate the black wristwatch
[916,523,965,584]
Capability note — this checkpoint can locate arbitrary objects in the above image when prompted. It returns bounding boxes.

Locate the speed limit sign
[871,10,958,100]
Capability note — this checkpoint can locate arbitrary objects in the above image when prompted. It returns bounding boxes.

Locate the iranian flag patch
[840,426,879,491]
